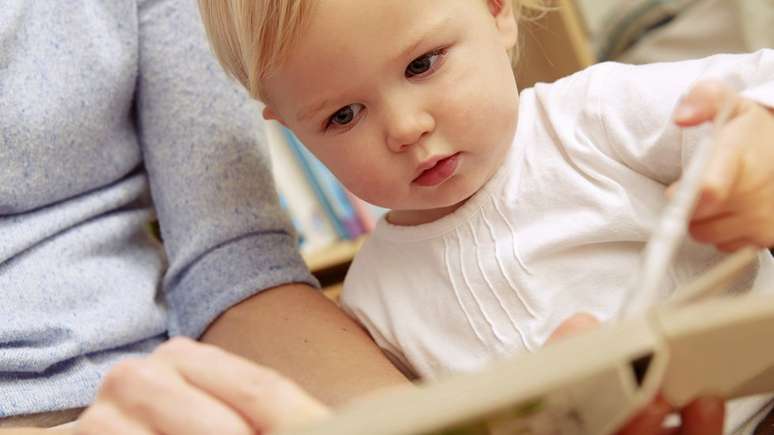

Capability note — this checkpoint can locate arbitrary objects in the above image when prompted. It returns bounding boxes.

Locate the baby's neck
[386,198,470,226]
[386,141,516,226]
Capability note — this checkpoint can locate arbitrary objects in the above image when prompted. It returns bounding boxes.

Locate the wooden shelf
[516,0,594,89]
[303,237,366,273]
[322,283,343,302]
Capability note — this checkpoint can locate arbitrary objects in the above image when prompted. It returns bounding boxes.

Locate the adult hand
[75,337,329,435]
[671,80,774,251]
[548,314,725,435]
[618,395,724,435]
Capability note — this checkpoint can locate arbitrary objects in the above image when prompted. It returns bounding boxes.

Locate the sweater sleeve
[135,0,318,338]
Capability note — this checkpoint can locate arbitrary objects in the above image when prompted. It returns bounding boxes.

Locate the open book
[275,248,773,435]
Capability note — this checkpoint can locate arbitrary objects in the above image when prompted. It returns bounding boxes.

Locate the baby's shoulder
[341,231,448,297]
[344,235,419,284]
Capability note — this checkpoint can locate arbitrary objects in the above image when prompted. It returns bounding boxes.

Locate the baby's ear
[262,106,288,127]
[488,0,518,50]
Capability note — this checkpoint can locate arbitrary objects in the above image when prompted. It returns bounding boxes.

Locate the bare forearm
[201,283,409,406]
[0,429,70,434]
[0,431,43,435]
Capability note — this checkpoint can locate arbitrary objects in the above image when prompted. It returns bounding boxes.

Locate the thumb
[547,313,599,344]
[693,131,743,220]
[665,181,679,200]
[674,80,741,127]
[680,397,725,435]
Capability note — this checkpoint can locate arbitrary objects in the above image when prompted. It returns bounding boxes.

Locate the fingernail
[674,104,696,121]
[695,189,719,216]
[694,396,725,414]
[653,396,674,415]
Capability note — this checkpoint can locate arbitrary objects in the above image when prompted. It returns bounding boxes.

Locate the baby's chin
[396,191,480,219]
[358,172,487,211]
[385,196,472,226]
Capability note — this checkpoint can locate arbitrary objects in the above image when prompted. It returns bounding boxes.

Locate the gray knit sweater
[0,0,316,416]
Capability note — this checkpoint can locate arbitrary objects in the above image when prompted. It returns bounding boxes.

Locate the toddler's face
[264,0,520,224]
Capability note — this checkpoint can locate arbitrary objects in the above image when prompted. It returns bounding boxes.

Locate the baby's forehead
[302,2,460,49]
[264,0,487,113]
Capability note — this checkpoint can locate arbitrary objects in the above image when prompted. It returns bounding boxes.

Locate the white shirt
[341,50,774,433]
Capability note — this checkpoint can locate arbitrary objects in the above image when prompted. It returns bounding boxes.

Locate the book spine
[345,191,388,232]
[365,202,389,224]
[282,128,365,240]
[265,121,339,255]
[346,191,376,232]
[277,191,305,249]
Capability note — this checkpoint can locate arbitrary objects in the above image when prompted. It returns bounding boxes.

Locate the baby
[198,0,774,432]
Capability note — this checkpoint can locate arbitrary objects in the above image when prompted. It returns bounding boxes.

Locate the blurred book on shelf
[346,190,389,233]
[282,128,366,240]
[266,121,339,256]
[265,121,386,266]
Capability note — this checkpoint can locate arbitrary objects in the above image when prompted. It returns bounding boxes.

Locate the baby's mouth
[412,153,461,187]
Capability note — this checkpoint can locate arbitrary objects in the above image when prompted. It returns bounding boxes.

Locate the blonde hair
[198,0,549,101]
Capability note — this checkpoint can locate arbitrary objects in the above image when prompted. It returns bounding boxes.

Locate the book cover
[274,250,774,435]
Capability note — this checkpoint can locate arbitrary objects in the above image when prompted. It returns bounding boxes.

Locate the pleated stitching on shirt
[490,195,533,275]
[443,236,488,346]
[481,205,539,321]
[468,219,531,351]
[454,227,507,346]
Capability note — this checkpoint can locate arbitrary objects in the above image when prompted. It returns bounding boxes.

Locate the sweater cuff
[165,231,319,338]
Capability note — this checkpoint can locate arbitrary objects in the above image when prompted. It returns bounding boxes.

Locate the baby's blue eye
[405,49,443,78]
[329,103,363,127]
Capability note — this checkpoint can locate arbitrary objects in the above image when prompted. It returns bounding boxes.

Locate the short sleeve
[740,50,774,108]
[569,49,774,185]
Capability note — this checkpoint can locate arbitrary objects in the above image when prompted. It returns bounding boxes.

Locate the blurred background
[517,0,774,89]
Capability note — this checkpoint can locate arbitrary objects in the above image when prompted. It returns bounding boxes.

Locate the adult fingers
[546,312,599,343]
[690,209,774,248]
[679,397,725,435]
[665,181,679,200]
[690,213,748,245]
[75,403,151,435]
[151,337,330,433]
[616,397,725,435]
[617,396,673,435]
[674,81,743,221]
[97,355,254,435]
[667,121,743,221]
[692,102,772,223]
[692,126,745,220]
[716,238,756,253]
[673,81,742,127]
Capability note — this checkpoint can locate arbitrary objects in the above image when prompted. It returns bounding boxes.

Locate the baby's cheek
[323,152,400,207]
[446,81,516,142]
[347,179,400,209]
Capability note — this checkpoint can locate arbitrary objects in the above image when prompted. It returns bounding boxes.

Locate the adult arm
[0,428,73,434]
[202,283,409,406]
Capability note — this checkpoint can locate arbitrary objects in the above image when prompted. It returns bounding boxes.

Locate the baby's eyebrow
[294,15,451,124]
[296,97,331,123]
[392,16,451,64]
